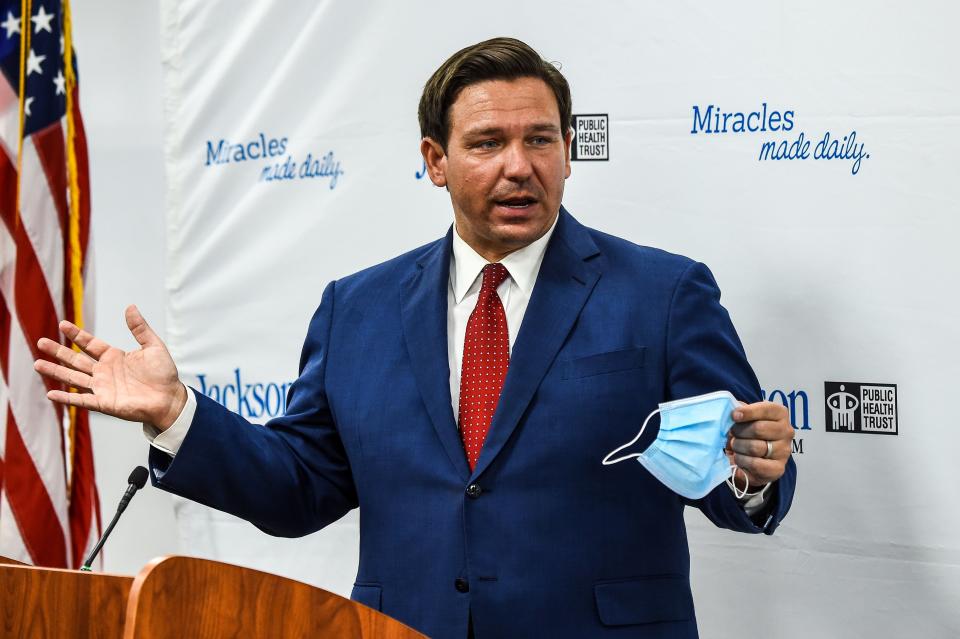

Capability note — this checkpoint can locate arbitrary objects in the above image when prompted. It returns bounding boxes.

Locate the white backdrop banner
[158,1,959,636]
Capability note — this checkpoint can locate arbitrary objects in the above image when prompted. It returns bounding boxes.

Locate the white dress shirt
[145,214,771,513]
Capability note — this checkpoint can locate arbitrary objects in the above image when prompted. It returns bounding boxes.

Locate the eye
[530,136,553,146]
[475,139,499,150]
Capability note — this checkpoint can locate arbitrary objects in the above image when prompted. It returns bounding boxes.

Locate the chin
[492,223,549,248]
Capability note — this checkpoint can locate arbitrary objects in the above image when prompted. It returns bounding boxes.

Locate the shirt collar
[450,213,559,303]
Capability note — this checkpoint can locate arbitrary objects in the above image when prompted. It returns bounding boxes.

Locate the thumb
[125,304,160,348]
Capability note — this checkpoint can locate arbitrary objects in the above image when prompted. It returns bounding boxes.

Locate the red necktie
[459,263,510,471]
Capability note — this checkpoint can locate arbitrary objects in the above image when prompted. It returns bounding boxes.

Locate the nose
[501,141,534,182]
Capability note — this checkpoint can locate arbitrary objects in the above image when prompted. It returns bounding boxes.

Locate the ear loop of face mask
[601,409,660,465]
[602,407,750,500]
[725,465,750,499]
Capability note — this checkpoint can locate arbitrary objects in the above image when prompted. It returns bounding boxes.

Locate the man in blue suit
[36,38,796,638]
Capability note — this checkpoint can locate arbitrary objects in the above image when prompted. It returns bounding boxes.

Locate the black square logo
[824,381,898,435]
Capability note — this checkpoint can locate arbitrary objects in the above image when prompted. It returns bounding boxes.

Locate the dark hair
[418,37,572,150]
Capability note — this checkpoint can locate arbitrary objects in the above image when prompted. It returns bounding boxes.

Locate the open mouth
[496,196,538,209]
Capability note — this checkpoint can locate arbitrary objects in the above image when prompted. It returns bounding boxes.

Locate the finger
[732,401,789,423]
[125,305,161,348]
[729,436,789,460]
[733,453,784,484]
[46,389,100,411]
[34,359,95,391]
[60,320,111,360]
[36,338,96,374]
[730,419,794,440]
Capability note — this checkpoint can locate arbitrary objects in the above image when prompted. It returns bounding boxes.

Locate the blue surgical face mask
[602,390,748,500]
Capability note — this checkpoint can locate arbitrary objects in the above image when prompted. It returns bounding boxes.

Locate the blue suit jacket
[150,208,796,639]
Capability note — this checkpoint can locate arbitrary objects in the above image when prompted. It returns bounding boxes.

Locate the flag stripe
[0,147,62,396]
[1,310,69,532]
[0,222,69,533]
[3,406,67,565]
[0,380,7,479]
[0,75,18,161]
[0,293,67,567]
[0,488,31,563]
[17,136,66,319]
[33,120,70,244]
[1,209,63,396]
[0,304,8,474]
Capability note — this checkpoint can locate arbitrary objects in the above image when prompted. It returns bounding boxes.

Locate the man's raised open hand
[33,305,187,431]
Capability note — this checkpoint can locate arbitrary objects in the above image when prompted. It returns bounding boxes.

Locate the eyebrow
[463,123,561,138]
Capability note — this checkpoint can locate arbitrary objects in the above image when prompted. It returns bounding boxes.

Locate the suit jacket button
[455,578,469,593]
[466,483,482,499]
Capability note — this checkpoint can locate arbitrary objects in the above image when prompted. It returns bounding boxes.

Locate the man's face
[421,77,572,261]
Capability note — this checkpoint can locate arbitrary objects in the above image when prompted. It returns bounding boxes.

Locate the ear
[420,137,448,187]
[563,128,573,179]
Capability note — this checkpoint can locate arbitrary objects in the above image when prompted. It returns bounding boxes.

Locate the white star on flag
[31,5,54,34]
[53,69,65,95]
[26,48,45,76]
[24,95,34,116]
[1,10,18,39]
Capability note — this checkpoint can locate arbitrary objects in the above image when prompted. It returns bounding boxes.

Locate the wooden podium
[0,555,427,638]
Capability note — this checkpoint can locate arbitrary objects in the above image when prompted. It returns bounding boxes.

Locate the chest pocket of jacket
[561,346,646,380]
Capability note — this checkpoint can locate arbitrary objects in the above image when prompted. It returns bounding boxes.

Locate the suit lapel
[471,209,602,479]
[400,228,472,481]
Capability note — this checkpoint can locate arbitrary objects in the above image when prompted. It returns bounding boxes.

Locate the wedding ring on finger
[764,440,774,459]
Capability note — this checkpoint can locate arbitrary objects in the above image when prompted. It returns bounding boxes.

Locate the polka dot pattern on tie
[458,262,510,471]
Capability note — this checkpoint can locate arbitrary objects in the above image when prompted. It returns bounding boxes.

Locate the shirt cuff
[141,386,197,457]
[729,480,772,517]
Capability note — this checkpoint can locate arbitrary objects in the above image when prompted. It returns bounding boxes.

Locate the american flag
[0,0,99,567]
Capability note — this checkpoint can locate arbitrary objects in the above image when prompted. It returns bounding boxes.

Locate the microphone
[81,466,149,571]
